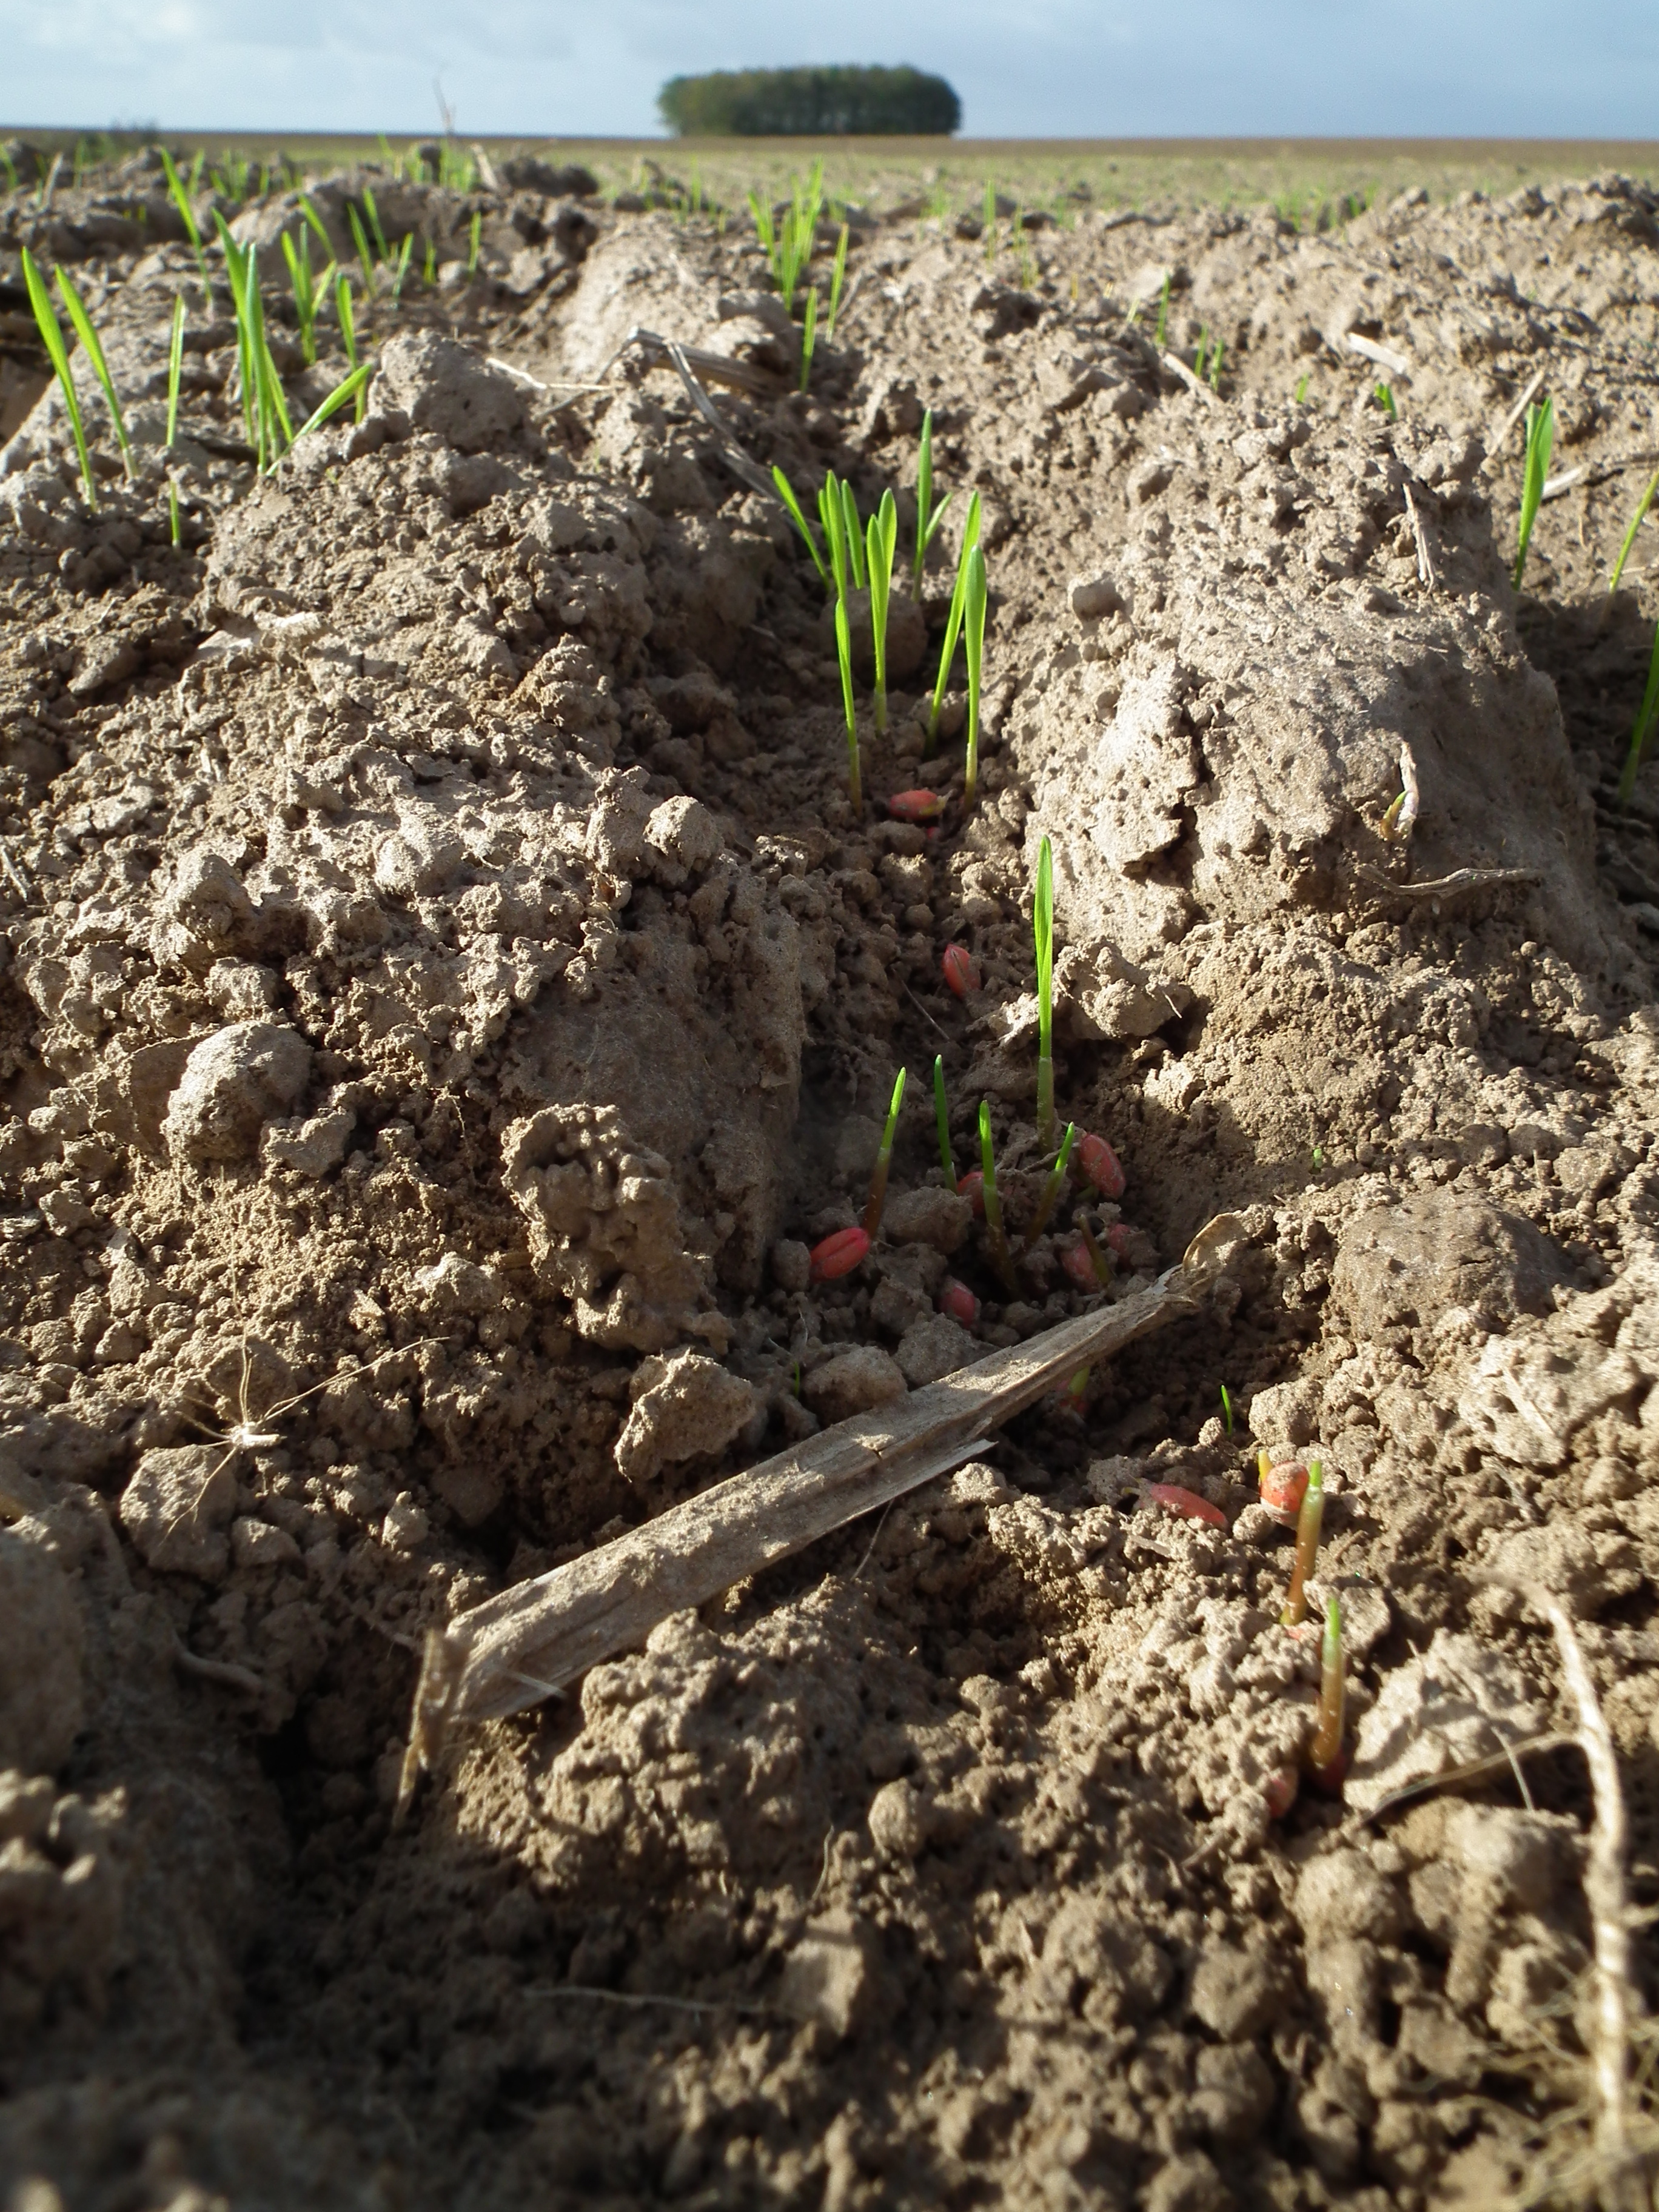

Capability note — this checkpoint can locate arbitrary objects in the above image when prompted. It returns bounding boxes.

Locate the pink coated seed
[1143,1482,1227,1528]
[956,1170,985,1216]
[888,788,945,823]
[942,944,980,998]
[1061,1236,1102,1289]
[1259,1459,1309,1521]
[1104,1222,1134,1260]
[809,1226,870,1282]
[1264,1765,1300,1820]
[1076,1131,1127,1199]
[939,1278,979,1325]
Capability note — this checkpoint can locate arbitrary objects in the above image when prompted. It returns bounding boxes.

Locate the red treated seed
[887,788,945,823]
[1061,1236,1100,1289]
[942,944,980,998]
[809,1226,870,1282]
[1076,1131,1127,1199]
[1259,1458,1309,1521]
[1264,1765,1300,1819]
[939,1278,979,1324]
[956,1170,985,1216]
[1104,1222,1133,1260]
[1143,1482,1227,1528]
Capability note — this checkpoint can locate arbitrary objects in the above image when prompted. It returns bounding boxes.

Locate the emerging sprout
[773,464,829,586]
[1280,1458,1326,1627]
[834,595,862,819]
[1609,463,1659,598]
[53,266,134,480]
[866,488,898,733]
[1025,1122,1076,1246]
[1219,1382,1234,1434]
[933,1055,954,1184]
[927,491,982,750]
[1512,394,1554,590]
[963,545,988,809]
[1305,1594,1347,1791]
[809,1227,870,1283]
[840,478,866,591]
[942,944,980,999]
[798,288,819,394]
[863,1066,907,1238]
[1033,835,1055,1147]
[978,1101,1016,1295]
[21,248,98,509]
[819,469,851,600]
[825,221,850,340]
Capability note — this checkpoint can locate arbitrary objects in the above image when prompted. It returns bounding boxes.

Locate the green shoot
[347,204,377,293]
[1154,272,1171,347]
[281,225,330,364]
[825,221,850,340]
[361,186,390,266]
[1295,372,1311,403]
[291,360,375,444]
[389,233,415,309]
[798,287,818,393]
[213,217,257,445]
[840,480,866,590]
[866,489,897,734]
[963,545,988,809]
[168,481,181,549]
[933,1056,954,1184]
[978,1102,1016,1295]
[1513,395,1554,589]
[1208,337,1224,391]
[1374,380,1397,419]
[159,146,212,306]
[772,464,828,586]
[21,249,97,510]
[335,275,365,420]
[911,409,953,600]
[820,471,851,602]
[423,238,437,287]
[1219,1381,1234,1434]
[165,295,185,448]
[863,1066,907,1238]
[1609,464,1659,596]
[927,491,982,748]
[834,595,862,818]
[1025,1122,1076,1246]
[1617,621,1659,807]
[748,189,776,258]
[0,146,16,193]
[1281,1458,1325,1627]
[1076,1216,1112,1285]
[1307,1594,1346,1781]
[1034,836,1055,1145]
[53,267,135,480]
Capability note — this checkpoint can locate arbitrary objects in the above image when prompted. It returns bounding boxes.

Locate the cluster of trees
[658,66,961,138]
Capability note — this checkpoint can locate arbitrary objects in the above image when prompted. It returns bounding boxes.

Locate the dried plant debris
[5,150,1659,2210]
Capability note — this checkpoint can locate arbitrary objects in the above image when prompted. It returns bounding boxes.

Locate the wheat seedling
[159,146,213,307]
[1025,1122,1076,1247]
[335,273,366,421]
[1609,465,1659,597]
[423,238,437,287]
[926,491,982,749]
[1281,1458,1325,1627]
[840,478,867,591]
[933,1055,954,1184]
[978,1102,1016,1295]
[291,361,375,443]
[467,210,482,277]
[53,267,135,481]
[866,489,898,734]
[1513,394,1555,589]
[281,224,334,364]
[863,1067,907,1238]
[834,595,862,819]
[1154,272,1171,348]
[963,545,988,809]
[771,464,829,586]
[361,186,391,266]
[1305,1594,1347,1788]
[347,204,378,294]
[1618,623,1659,807]
[1374,380,1397,420]
[165,295,186,546]
[825,222,850,340]
[21,249,98,510]
[389,233,415,309]
[1033,835,1056,1145]
[798,288,819,392]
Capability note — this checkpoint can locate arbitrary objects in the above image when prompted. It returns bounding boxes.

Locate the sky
[1,0,1655,141]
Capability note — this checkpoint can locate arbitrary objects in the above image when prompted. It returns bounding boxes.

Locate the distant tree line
[658,66,961,138]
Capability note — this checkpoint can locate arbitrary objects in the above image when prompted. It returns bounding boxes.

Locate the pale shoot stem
[927,491,980,749]
[933,1056,954,1184]
[863,1067,907,1238]
[835,597,862,818]
[964,545,988,809]
[1025,1122,1076,1248]
[867,489,897,734]
[1513,395,1554,590]
[979,1102,1016,1295]
[1281,1458,1325,1627]
[1307,1594,1346,1779]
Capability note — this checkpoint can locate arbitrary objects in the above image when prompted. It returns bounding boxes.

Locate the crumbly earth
[4,149,1659,2211]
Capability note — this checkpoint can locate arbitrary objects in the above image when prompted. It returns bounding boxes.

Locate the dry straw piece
[398,1213,1248,1814]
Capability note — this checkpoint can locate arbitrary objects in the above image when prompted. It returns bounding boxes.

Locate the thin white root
[1530,1586,1646,2212]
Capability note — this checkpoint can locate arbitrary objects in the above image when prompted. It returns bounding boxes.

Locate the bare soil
[5,149,1659,2212]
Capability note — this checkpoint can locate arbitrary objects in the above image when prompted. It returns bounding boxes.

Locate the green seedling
[825,221,850,340]
[933,1055,954,1184]
[927,490,982,748]
[281,224,334,364]
[291,360,374,443]
[1295,372,1311,404]
[1194,326,1210,381]
[772,464,828,586]
[0,146,17,192]
[1618,621,1659,807]
[159,146,212,306]
[1154,272,1171,347]
[866,488,898,734]
[467,210,482,276]
[21,249,98,509]
[1609,464,1659,597]
[1033,834,1055,1146]
[165,294,186,545]
[798,288,818,392]
[335,273,366,420]
[1306,1594,1346,1783]
[1024,1122,1076,1247]
[911,408,953,599]
[863,1066,907,1238]
[54,267,135,480]
[1076,1216,1113,1285]
[963,544,988,809]
[834,595,862,818]
[1208,337,1224,391]
[820,471,851,600]
[347,204,377,293]
[840,480,866,590]
[1280,1458,1325,1627]
[1513,394,1554,589]
[389,233,415,309]
[213,217,256,446]
[423,238,437,286]
[361,186,390,266]
[1219,1381,1234,1434]
[978,1102,1016,1295]
[1374,380,1397,419]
